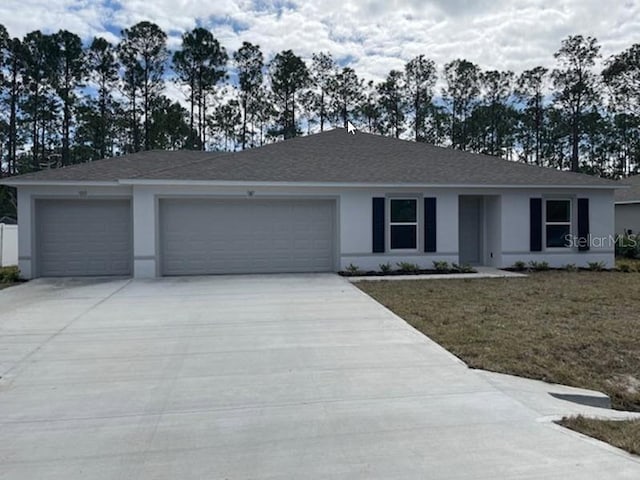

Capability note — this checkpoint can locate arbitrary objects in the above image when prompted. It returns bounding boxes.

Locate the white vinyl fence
[0,224,18,267]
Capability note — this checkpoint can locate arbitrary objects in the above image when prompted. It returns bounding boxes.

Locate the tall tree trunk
[535,94,541,166]
[189,77,195,149]
[201,88,207,150]
[99,83,107,159]
[241,97,247,150]
[40,100,46,166]
[320,90,324,132]
[571,107,579,172]
[144,68,150,150]
[289,92,294,139]
[8,63,18,175]
[32,87,39,167]
[62,59,70,165]
[342,98,347,128]
[132,88,138,153]
[414,93,420,142]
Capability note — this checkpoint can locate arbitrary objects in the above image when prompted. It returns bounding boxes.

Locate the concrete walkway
[347,266,527,282]
[0,274,638,479]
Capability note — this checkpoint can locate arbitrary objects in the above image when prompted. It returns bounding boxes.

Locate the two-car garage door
[160,198,336,275]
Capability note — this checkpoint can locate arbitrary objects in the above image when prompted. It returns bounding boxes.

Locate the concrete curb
[346,268,527,282]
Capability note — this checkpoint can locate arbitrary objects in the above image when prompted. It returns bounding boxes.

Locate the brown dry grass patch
[559,416,640,455]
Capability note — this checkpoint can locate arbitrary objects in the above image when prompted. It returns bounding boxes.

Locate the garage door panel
[36,200,132,277]
[160,199,335,275]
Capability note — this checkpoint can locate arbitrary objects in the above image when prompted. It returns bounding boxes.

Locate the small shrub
[432,261,450,273]
[563,263,579,272]
[615,234,640,259]
[588,261,606,272]
[396,262,420,273]
[451,263,475,273]
[0,266,19,283]
[618,263,632,273]
[512,261,526,271]
[345,263,360,274]
[459,263,475,273]
[616,260,640,273]
[528,260,550,271]
[379,262,392,273]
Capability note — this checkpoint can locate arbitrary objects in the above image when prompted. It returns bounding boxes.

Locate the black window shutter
[577,198,590,251]
[424,197,437,252]
[530,198,542,252]
[372,197,385,253]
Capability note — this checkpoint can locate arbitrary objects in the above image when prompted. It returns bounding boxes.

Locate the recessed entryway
[458,195,502,267]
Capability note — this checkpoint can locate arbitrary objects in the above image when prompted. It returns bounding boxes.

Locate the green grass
[0,266,20,283]
[559,416,640,456]
[357,271,640,411]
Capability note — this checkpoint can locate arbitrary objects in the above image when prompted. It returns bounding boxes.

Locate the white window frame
[388,198,419,252]
[544,198,572,249]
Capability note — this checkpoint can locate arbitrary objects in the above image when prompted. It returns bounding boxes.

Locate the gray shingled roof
[615,175,640,202]
[3,129,621,187]
[6,150,218,182]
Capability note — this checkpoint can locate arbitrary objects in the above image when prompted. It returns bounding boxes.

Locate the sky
[0,0,638,83]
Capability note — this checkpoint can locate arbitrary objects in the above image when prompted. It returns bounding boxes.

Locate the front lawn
[357,271,640,411]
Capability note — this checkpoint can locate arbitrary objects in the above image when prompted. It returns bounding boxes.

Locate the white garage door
[36,199,132,277]
[160,198,336,275]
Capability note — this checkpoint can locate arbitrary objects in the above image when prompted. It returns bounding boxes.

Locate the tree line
[0,22,639,216]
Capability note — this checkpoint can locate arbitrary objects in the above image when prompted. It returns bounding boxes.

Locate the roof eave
[117,179,620,189]
[1,179,122,187]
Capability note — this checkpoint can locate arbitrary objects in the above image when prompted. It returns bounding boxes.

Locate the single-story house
[2,128,620,279]
[615,174,640,235]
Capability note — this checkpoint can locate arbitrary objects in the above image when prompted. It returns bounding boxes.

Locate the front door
[459,196,483,265]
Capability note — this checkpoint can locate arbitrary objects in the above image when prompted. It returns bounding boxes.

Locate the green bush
[396,262,420,273]
[452,263,475,273]
[588,261,606,272]
[563,263,579,272]
[618,263,632,273]
[379,262,392,273]
[615,234,640,259]
[512,261,526,271]
[432,261,450,273]
[345,263,360,274]
[528,260,550,271]
[0,266,20,283]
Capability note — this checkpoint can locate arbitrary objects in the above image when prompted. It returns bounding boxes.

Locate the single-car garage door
[160,198,335,275]
[36,199,132,277]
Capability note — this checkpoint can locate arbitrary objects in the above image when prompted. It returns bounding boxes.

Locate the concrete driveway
[0,274,639,479]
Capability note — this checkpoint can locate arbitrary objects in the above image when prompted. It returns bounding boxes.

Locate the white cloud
[2,0,639,86]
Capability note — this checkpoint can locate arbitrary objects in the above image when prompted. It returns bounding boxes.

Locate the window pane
[391,199,417,223]
[391,225,417,249]
[546,225,571,248]
[546,200,570,223]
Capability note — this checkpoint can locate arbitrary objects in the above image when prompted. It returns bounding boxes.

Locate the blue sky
[1,0,638,84]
